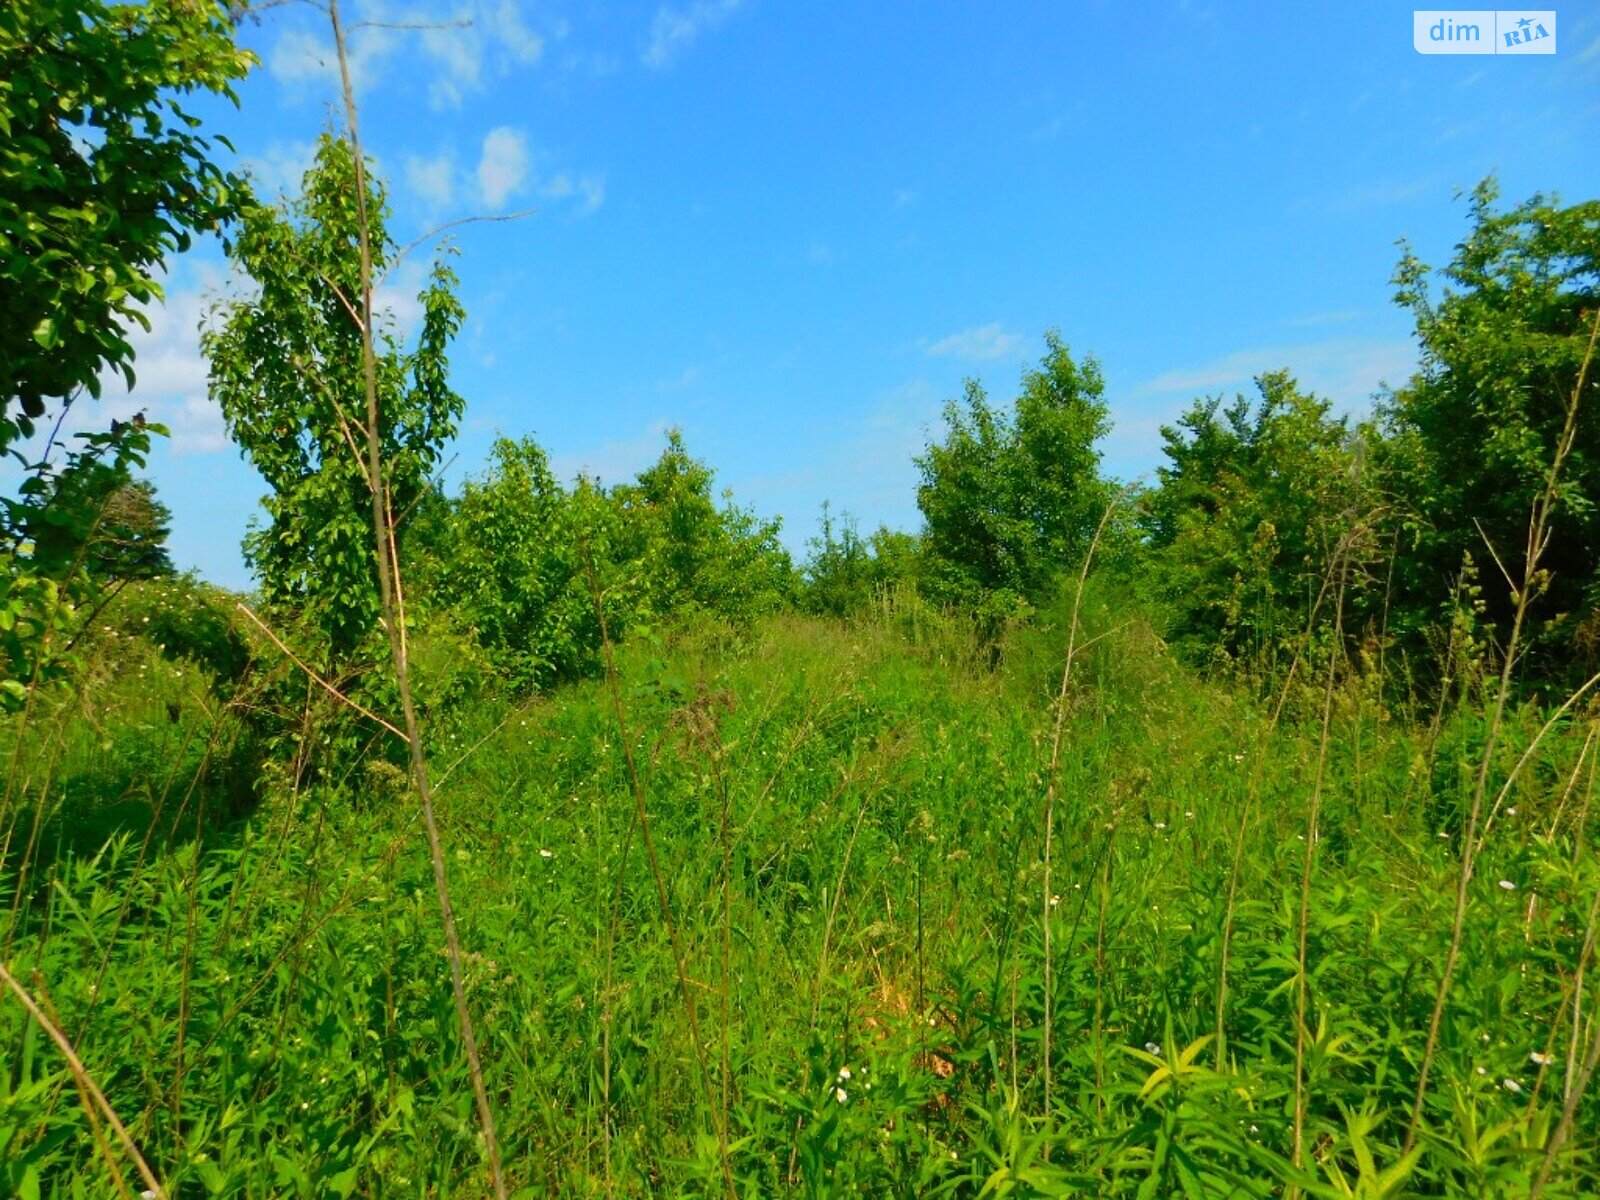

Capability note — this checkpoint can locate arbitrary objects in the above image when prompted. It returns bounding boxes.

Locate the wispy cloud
[1283,309,1363,329]
[268,2,545,110]
[643,0,744,68]
[268,23,395,95]
[551,419,674,485]
[241,141,318,201]
[807,240,840,266]
[418,0,546,109]
[924,322,1025,362]
[92,283,229,454]
[1321,177,1435,215]
[406,151,458,210]
[1135,337,1416,408]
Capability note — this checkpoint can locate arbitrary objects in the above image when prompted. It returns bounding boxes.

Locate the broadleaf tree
[205,134,466,663]
[916,331,1112,612]
[1381,180,1600,674]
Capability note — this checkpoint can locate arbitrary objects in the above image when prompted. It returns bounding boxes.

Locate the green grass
[2,594,1597,1197]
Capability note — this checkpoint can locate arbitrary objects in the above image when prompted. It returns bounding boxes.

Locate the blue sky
[104,2,1600,587]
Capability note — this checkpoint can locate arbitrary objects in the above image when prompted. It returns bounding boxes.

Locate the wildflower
[539,849,553,859]
[1144,1041,1161,1056]
[1154,821,1167,830]
[1531,1051,1552,1066]
[1498,880,1516,891]
[1506,806,1517,816]
[1184,811,1195,819]
[1503,1078,1522,1093]
[834,1086,848,1103]
[837,1066,852,1081]
[1476,1066,1486,1075]
[1049,894,1060,906]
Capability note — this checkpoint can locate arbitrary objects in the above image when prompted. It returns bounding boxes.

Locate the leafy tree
[916,332,1111,608]
[87,477,174,579]
[802,503,921,617]
[610,429,794,620]
[1,0,250,453]
[205,134,466,662]
[425,436,595,688]
[1,0,247,702]
[1141,372,1377,668]
[16,456,173,582]
[1382,180,1600,673]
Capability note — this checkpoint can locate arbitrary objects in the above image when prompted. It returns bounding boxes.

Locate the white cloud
[374,259,431,340]
[924,322,1025,362]
[242,141,318,202]
[477,126,530,209]
[551,419,674,485]
[270,3,543,110]
[643,0,744,68]
[268,24,395,96]
[575,174,606,216]
[91,285,229,455]
[416,1,546,108]
[406,151,458,210]
[1134,338,1417,409]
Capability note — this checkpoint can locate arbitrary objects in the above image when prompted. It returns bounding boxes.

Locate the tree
[428,436,595,688]
[1141,372,1376,668]
[1,0,247,702]
[205,134,466,662]
[610,429,794,620]
[17,457,173,581]
[1,0,250,453]
[1382,180,1600,673]
[916,332,1111,607]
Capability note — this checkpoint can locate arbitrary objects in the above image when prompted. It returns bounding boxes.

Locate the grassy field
[2,583,1596,1198]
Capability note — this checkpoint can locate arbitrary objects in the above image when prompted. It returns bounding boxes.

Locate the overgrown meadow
[2,571,1599,1197]
[5,2,1600,1197]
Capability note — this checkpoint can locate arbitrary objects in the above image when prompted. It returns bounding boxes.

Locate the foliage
[1141,371,1382,669]
[800,503,921,617]
[1382,180,1600,675]
[610,428,795,620]
[419,430,796,692]
[0,0,250,454]
[5,600,1599,1196]
[916,332,1113,611]
[205,133,465,663]
[0,416,163,703]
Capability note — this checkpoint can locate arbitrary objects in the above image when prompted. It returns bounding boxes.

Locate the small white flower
[1144,1041,1162,1056]
[539,849,553,859]
[1250,1124,1259,1134]
[1531,1051,1552,1066]
[1154,821,1167,830]
[1049,894,1060,906]
[1498,880,1517,891]
[1184,811,1195,819]
[1476,1066,1487,1075]
[1503,1078,1522,1093]
[834,1086,848,1103]
[837,1066,852,1081]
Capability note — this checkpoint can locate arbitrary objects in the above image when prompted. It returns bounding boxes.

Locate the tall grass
[5,577,1599,1195]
